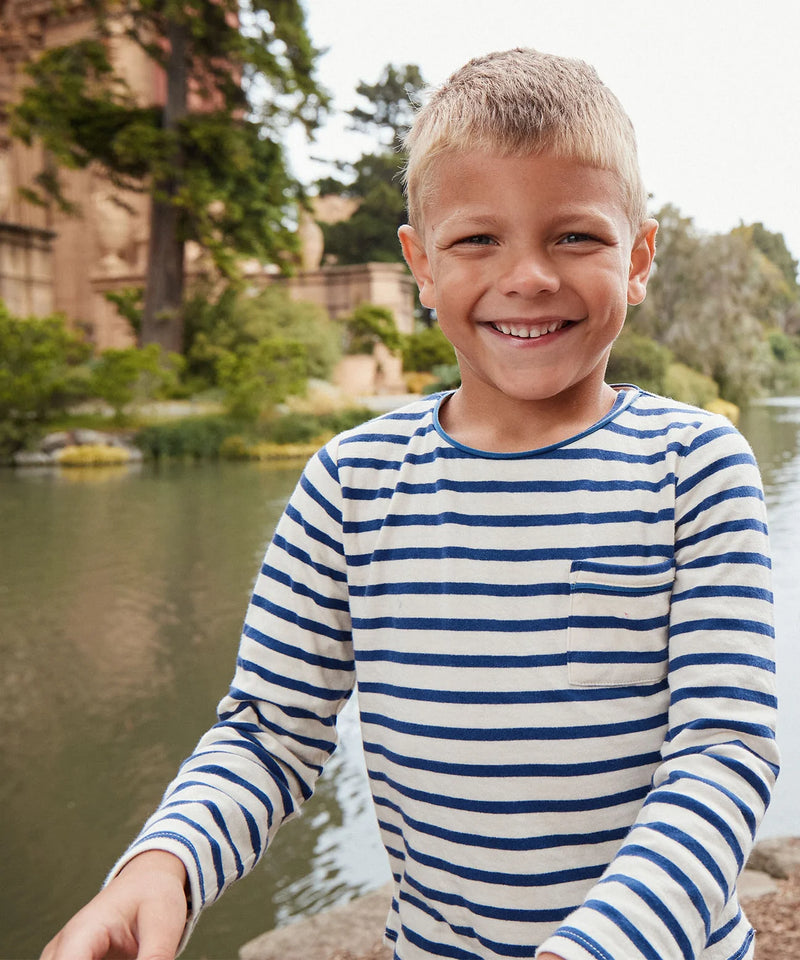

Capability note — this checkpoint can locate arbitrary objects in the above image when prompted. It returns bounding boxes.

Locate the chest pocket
[567,559,674,687]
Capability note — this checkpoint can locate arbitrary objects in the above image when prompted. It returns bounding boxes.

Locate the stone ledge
[239,883,393,960]
[238,838,800,960]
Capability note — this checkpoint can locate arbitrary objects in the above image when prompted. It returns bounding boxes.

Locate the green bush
[766,330,800,395]
[0,303,92,457]
[134,416,240,459]
[339,303,402,355]
[184,284,340,392]
[216,338,309,421]
[607,328,672,394]
[663,362,720,407]
[133,406,375,460]
[263,407,375,444]
[90,344,185,418]
[402,324,456,371]
[428,363,461,393]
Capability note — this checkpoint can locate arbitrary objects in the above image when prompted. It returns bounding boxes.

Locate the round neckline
[432,386,640,459]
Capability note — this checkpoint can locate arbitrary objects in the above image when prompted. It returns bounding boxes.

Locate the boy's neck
[438,381,621,453]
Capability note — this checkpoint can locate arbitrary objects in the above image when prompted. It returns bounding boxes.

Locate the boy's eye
[458,234,496,246]
[560,232,599,245]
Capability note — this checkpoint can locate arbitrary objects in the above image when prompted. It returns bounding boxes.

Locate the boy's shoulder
[330,392,445,448]
[613,386,755,465]
[613,386,740,431]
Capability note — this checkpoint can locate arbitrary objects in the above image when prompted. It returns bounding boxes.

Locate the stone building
[0,0,415,388]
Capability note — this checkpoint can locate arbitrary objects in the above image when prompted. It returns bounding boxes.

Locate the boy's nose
[497,249,561,297]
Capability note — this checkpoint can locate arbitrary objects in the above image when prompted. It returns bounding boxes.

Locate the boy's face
[399,150,657,422]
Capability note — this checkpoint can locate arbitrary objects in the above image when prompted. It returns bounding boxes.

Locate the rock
[13,428,141,468]
[239,884,393,960]
[39,431,71,454]
[72,428,114,446]
[739,868,779,902]
[747,837,800,880]
[12,450,54,466]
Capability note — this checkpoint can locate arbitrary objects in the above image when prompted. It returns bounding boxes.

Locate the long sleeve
[109,443,355,948]
[539,419,780,960]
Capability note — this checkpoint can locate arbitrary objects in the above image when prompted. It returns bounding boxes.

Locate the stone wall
[0,221,54,317]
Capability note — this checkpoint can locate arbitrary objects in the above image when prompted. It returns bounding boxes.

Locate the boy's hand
[40,851,188,960]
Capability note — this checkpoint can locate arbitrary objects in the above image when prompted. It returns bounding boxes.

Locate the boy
[42,49,778,960]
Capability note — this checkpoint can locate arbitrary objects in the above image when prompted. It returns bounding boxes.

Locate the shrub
[402,324,456,372]
[427,363,461,393]
[0,303,92,457]
[56,444,132,466]
[134,407,375,461]
[134,416,239,460]
[663,363,720,408]
[216,338,309,421]
[184,284,340,391]
[340,303,402,355]
[90,344,185,419]
[766,330,800,395]
[607,329,672,394]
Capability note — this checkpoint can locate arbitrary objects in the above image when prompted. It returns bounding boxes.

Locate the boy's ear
[627,219,658,306]
[398,225,436,310]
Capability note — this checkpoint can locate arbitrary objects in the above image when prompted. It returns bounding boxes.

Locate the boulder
[747,837,800,880]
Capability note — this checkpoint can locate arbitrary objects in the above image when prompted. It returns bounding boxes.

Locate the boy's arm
[100,442,355,950]
[539,419,779,960]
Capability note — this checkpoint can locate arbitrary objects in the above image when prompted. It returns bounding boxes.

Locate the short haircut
[403,48,647,229]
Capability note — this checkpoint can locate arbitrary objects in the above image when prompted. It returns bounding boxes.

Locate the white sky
[286,0,800,263]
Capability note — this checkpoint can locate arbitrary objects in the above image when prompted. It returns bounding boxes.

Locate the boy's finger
[134,899,185,960]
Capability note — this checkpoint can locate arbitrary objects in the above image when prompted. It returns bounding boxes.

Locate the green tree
[11,0,326,352]
[738,222,799,294]
[348,63,425,147]
[630,205,794,404]
[0,304,92,456]
[315,64,426,267]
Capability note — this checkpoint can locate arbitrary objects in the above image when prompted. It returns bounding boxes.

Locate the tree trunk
[140,18,189,352]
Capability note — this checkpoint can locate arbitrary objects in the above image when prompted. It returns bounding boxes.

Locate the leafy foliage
[184,283,340,385]
[339,303,401,355]
[315,64,426,267]
[183,284,340,419]
[607,328,672,394]
[629,205,800,404]
[216,338,308,420]
[89,344,185,418]
[133,406,374,459]
[134,415,240,459]
[348,63,425,147]
[10,1,327,347]
[0,304,92,456]
[663,363,720,408]
[402,324,457,372]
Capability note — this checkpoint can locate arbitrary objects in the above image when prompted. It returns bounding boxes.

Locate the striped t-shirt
[118,387,779,960]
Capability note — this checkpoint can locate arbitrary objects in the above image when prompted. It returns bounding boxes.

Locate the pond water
[1,399,798,959]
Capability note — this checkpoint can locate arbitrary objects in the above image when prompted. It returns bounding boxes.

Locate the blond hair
[403,48,647,229]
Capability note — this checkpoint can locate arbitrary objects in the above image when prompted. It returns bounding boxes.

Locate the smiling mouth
[490,319,574,339]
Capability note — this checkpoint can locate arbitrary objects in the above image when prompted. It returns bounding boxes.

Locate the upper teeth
[493,320,565,338]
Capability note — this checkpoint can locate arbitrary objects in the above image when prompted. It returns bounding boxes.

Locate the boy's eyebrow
[431,205,625,236]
